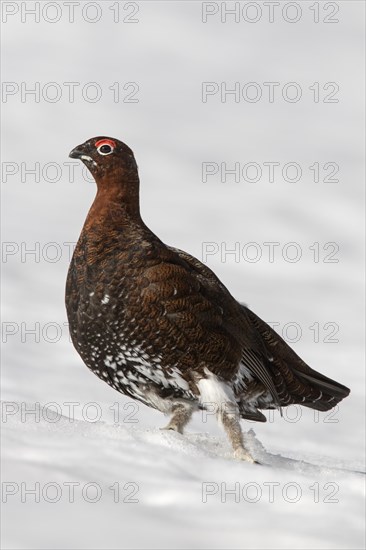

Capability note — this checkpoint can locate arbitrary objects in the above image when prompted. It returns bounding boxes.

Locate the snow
[2,404,365,549]
[1,1,365,549]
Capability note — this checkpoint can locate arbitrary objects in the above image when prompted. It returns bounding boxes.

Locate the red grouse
[66,136,350,463]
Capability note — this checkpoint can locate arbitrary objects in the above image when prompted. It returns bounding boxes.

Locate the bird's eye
[97,144,113,155]
[95,139,116,156]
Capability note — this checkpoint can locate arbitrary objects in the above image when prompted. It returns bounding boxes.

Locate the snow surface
[1,1,365,549]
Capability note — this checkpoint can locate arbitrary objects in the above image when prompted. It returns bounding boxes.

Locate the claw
[160,424,183,434]
[234,447,257,463]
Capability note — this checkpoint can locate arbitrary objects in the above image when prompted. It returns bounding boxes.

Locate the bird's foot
[160,403,193,435]
[160,423,183,434]
[234,447,259,464]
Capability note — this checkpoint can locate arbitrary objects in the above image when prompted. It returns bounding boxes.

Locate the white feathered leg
[198,370,256,463]
[161,403,194,434]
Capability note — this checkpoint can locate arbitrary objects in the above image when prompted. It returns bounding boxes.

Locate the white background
[1,1,365,549]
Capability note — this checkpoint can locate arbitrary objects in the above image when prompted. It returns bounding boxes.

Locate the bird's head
[69,136,138,183]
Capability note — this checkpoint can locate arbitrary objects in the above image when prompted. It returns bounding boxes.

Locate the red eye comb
[95,139,116,148]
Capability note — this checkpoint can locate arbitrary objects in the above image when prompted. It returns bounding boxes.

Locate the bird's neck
[86,174,142,228]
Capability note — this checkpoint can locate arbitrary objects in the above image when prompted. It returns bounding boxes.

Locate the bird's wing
[165,246,281,405]
[166,247,350,411]
[167,246,231,294]
[139,244,241,375]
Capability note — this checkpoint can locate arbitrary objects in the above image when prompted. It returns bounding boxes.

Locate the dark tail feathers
[244,306,350,412]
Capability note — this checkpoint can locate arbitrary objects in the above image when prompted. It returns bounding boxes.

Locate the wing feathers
[241,348,281,409]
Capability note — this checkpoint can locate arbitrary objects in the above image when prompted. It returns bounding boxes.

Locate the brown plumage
[66,136,350,463]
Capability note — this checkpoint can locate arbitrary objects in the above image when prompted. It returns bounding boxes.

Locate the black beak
[69,146,85,159]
